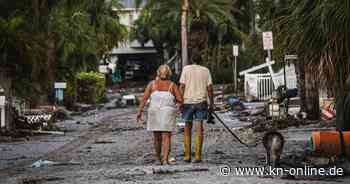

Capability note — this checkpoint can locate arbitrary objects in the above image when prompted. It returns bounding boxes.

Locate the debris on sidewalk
[22,177,64,184]
[124,165,210,175]
[30,159,80,168]
[94,140,116,144]
[17,129,65,135]
[30,160,57,168]
[304,155,334,167]
[122,94,137,106]
[320,98,336,120]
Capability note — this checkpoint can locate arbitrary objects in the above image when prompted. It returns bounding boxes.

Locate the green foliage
[76,72,106,104]
[131,0,238,60]
[0,0,126,104]
[275,0,350,90]
[64,76,77,108]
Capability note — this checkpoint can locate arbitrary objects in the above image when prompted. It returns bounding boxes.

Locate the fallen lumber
[18,129,65,135]
[142,165,209,175]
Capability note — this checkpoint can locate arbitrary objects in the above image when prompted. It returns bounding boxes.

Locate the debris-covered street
[2,0,350,184]
[1,93,349,183]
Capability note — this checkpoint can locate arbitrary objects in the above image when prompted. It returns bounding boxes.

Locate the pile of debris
[12,106,69,135]
[243,115,315,132]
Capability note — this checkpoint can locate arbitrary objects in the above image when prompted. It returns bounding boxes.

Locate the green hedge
[64,76,77,108]
[76,72,106,104]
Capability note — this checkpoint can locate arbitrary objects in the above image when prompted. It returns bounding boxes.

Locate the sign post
[262,31,275,84]
[0,87,5,128]
[233,45,239,93]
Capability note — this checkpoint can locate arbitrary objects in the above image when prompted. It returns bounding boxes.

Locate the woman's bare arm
[138,82,153,114]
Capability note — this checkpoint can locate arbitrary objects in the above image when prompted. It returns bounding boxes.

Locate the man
[179,48,214,163]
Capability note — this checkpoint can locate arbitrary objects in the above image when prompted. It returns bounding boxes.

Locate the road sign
[284,55,298,60]
[54,82,67,89]
[233,45,239,56]
[99,65,109,74]
[263,31,274,50]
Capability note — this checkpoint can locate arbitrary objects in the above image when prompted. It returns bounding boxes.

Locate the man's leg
[194,120,204,162]
[184,122,192,162]
[161,132,172,164]
[153,131,162,164]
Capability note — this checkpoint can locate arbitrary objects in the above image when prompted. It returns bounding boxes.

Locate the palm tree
[181,0,189,67]
[132,0,235,64]
[0,0,127,105]
[275,0,350,124]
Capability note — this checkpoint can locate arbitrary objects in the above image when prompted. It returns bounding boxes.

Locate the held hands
[176,103,182,111]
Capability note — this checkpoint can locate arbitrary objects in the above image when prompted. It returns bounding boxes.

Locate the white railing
[244,64,297,101]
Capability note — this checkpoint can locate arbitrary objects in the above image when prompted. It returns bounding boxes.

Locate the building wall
[114,0,153,49]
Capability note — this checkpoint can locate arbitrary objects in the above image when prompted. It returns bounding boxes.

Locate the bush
[64,76,77,108]
[76,72,106,104]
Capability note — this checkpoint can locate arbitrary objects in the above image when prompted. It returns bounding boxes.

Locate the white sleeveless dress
[147,82,177,132]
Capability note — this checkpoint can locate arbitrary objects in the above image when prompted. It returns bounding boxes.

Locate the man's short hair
[189,48,202,64]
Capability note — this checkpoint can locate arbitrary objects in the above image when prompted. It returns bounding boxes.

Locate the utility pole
[181,0,189,68]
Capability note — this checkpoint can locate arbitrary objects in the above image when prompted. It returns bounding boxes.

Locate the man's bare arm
[207,84,214,111]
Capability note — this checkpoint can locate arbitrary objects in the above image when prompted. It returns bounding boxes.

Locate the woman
[137,65,182,165]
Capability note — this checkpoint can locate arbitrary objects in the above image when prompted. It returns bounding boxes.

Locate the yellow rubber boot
[184,123,192,162]
[194,122,203,162]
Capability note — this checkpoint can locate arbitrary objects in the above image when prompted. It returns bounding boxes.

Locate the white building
[108,0,158,81]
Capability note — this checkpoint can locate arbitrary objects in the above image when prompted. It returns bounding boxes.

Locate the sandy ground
[0,106,349,184]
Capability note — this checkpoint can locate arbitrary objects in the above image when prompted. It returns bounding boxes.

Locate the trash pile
[215,95,327,133]
[244,115,312,132]
[320,98,336,121]
[13,106,68,135]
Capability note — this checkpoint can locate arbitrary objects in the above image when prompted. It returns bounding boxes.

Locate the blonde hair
[157,64,172,80]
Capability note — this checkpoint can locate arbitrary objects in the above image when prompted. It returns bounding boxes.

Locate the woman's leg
[153,131,162,164]
[161,132,172,164]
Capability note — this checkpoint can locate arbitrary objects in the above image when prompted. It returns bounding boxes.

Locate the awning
[111,47,157,55]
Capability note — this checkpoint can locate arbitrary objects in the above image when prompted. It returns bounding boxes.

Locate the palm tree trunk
[294,59,306,112]
[249,0,256,36]
[305,65,320,120]
[336,62,350,131]
[181,0,189,67]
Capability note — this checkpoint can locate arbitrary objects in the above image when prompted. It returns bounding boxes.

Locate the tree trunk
[249,0,256,36]
[294,59,306,112]
[181,0,189,67]
[336,63,350,131]
[217,33,223,72]
[304,66,320,120]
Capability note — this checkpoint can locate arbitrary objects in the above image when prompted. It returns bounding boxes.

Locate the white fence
[244,64,297,101]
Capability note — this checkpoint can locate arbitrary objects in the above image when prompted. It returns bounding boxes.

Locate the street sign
[99,65,109,74]
[233,45,239,56]
[0,96,5,106]
[263,31,274,50]
[284,55,298,60]
[54,82,67,89]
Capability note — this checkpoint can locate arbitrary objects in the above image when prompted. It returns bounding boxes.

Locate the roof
[111,47,157,55]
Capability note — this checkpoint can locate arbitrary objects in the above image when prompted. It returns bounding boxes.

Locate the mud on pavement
[0,107,349,184]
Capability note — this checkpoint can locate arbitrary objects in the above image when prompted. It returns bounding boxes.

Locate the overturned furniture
[240,56,298,101]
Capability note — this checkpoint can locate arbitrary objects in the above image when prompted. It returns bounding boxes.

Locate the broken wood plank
[18,129,65,135]
[142,165,209,175]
